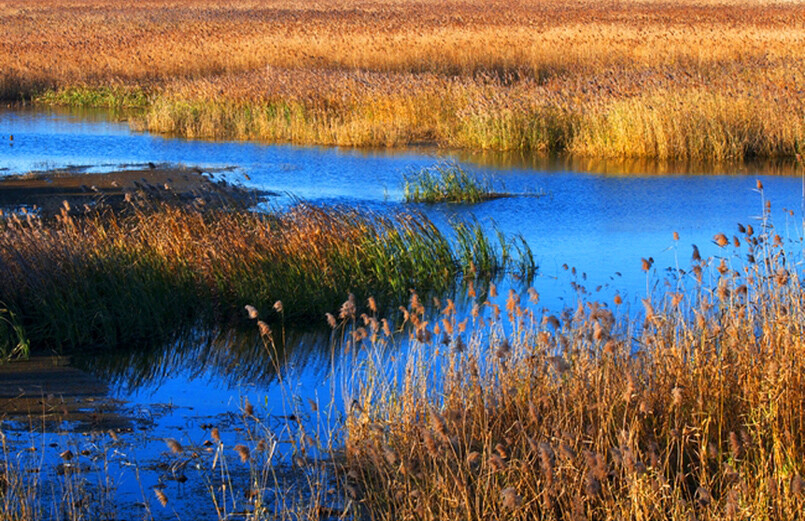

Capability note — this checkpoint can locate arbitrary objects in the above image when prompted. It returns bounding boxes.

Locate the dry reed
[1,0,801,160]
[338,198,805,520]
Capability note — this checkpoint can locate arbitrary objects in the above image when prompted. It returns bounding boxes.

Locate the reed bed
[3,193,805,520]
[0,201,532,356]
[338,195,805,520]
[2,0,802,160]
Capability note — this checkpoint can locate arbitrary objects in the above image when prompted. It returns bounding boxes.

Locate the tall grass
[339,195,805,520]
[0,0,800,160]
[0,202,533,355]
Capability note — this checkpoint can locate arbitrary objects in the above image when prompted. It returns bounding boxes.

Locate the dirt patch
[0,164,275,217]
[0,356,133,432]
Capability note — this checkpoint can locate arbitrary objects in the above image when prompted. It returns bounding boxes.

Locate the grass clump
[35,85,150,110]
[403,162,498,204]
[0,201,534,355]
[337,198,805,520]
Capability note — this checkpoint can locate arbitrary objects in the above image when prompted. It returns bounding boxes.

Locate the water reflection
[451,149,804,177]
[73,324,334,393]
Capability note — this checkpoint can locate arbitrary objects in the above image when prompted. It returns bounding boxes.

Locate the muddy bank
[0,164,275,216]
[0,355,134,432]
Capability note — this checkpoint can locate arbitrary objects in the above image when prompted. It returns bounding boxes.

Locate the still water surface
[1,107,804,517]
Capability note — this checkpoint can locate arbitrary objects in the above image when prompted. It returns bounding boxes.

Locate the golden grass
[339,198,805,519]
[1,0,802,159]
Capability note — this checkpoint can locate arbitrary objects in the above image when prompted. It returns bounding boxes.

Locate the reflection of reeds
[3,0,801,159]
[339,199,805,520]
[0,202,533,355]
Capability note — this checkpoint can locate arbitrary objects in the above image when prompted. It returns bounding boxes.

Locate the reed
[1,0,800,160]
[338,198,805,520]
[0,201,533,356]
[403,162,496,204]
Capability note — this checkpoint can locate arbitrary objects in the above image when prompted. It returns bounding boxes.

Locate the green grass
[403,162,499,203]
[35,85,150,110]
[0,304,29,361]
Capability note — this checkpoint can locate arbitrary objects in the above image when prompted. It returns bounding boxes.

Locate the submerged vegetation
[403,162,498,204]
[0,201,533,356]
[1,0,802,160]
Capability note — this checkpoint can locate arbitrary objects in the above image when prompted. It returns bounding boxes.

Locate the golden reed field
[1,0,803,159]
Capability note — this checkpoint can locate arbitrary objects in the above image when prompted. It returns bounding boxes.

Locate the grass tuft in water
[403,162,499,203]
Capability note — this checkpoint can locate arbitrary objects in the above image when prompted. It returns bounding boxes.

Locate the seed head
[792,474,803,496]
[164,438,183,455]
[154,488,168,507]
[489,453,506,472]
[326,313,337,328]
[257,320,271,337]
[234,444,251,463]
[671,386,684,407]
[695,486,712,507]
[500,487,523,509]
[466,451,481,469]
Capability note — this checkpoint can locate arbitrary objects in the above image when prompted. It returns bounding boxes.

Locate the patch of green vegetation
[403,162,500,203]
[35,85,150,109]
[0,303,29,362]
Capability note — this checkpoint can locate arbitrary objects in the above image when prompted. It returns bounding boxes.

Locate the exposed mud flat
[0,355,134,433]
[0,164,275,217]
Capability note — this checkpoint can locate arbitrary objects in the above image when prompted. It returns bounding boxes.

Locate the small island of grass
[403,162,503,204]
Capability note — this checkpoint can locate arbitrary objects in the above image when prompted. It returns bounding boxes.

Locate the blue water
[2,106,805,518]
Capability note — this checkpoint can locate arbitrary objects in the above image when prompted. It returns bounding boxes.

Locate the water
[2,106,804,518]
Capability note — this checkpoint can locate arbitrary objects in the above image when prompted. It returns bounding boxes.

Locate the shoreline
[0,164,274,217]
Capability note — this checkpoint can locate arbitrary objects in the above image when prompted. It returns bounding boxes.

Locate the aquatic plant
[403,162,498,203]
[0,303,29,362]
[4,193,805,520]
[0,201,534,354]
